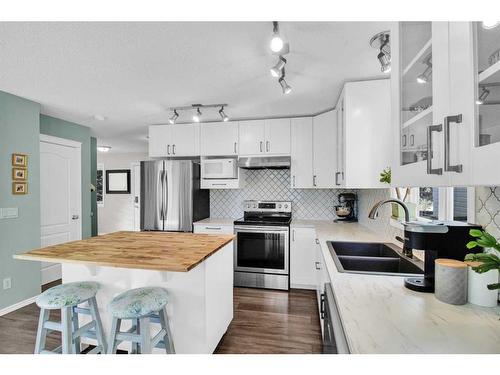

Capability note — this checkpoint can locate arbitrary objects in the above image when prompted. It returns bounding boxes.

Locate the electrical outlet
[3,278,12,290]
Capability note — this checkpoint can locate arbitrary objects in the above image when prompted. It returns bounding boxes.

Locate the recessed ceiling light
[93,114,107,121]
[482,21,500,29]
[193,108,202,123]
[97,146,111,152]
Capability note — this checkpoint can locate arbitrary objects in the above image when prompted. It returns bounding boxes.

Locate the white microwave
[202,158,238,179]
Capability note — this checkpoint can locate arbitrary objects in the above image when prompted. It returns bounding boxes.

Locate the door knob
[72,215,79,220]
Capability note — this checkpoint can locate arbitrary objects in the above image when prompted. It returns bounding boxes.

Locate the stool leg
[34,308,49,354]
[107,317,121,354]
[139,317,151,354]
[159,308,175,354]
[88,297,107,353]
[61,307,73,354]
[72,306,81,354]
[131,319,140,354]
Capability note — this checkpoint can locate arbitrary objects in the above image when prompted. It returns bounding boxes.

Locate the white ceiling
[0,22,391,152]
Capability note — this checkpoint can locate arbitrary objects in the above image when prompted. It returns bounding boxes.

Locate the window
[418,187,439,220]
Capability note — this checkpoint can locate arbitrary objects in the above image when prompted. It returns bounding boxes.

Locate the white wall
[97,152,147,234]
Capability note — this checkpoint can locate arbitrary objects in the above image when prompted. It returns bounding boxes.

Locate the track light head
[168,109,179,124]
[192,107,202,123]
[270,56,287,78]
[476,87,490,105]
[370,31,391,74]
[279,77,292,95]
[270,21,284,53]
[219,106,229,122]
[482,21,500,29]
[417,66,432,84]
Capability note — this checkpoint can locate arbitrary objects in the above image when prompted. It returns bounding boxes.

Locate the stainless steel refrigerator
[140,160,209,232]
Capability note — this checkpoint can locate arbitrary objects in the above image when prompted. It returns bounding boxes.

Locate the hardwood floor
[215,287,323,354]
[0,284,322,354]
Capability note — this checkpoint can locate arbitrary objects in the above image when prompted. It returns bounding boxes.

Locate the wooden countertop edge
[14,235,235,272]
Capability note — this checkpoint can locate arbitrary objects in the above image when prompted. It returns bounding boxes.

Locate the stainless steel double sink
[327,241,424,276]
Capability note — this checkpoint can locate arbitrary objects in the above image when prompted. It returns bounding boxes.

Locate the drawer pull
[205,226,222,230]
[315,261,321,270]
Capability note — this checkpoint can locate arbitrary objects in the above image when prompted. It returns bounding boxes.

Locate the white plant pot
[467,266,499,307]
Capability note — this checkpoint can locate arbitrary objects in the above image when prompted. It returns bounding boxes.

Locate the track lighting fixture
[192,107,202,123]
[270,21,284,53]
[370,31,391,73]
[168,109,179,124]
[219,106,229,122]
[476,87,490,105]
[417,56,432,84]
[270,56,287,78]
[482,21,500,29]
[278,69,292,95]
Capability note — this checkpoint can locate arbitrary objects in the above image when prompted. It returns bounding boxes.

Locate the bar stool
[35,281,106,354]
[107,287,175,354]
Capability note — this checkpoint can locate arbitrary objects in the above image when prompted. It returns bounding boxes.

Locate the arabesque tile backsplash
[476,186,500,239]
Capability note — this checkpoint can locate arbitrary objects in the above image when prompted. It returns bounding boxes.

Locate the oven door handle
[234,226,289,233]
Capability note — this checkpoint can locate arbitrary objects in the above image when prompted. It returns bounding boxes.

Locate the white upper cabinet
[200,121,239,156]
[239,119,291,156]
[238,120,266,155]
[313,110,337,188]
[291,117,314,188]
[148,124,200,157]
[339,80,392,188]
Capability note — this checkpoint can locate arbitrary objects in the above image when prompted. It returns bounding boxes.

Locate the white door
[239,120,265,155]
[265,118,291,155]
[200,122,239,156]
[148,125,171,157]
[40,135,81,284]
[290,117,313,188]
[171,124,200,156]
[313,110,337,188]
[132,163,141,231]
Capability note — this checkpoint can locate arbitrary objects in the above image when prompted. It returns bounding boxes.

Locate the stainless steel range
[233,200,292,290]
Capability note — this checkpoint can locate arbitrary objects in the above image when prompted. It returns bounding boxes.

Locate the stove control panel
[243,200,292,213]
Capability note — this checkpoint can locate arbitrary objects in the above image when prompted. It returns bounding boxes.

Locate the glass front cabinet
[391,22,500,187]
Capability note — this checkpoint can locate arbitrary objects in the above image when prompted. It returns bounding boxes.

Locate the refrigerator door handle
[155,166,164,223]
[163,165,169,226]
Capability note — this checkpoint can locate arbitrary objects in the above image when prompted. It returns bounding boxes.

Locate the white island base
[62,242,234,354]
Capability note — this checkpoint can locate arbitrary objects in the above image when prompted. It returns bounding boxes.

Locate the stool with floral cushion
[35,281,106,354]
[107,287,175,354]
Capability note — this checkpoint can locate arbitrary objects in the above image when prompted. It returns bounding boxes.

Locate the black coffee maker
[402,221,482,293]
[334,193,357,222]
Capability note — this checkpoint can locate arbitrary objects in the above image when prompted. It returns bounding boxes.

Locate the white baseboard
[290,283,317,290]
[0,295,38,317]
[41,264,61,285]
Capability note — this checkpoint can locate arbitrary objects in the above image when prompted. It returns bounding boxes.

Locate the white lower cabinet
[315,240,329,336]
[193,223,234,234]
[290,227,317,289]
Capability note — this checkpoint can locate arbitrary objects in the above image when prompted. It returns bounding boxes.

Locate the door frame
[39,134,82,284]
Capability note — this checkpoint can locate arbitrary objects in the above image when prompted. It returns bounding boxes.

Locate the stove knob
[278,204,282,209]
[284,204,288,209]
[253,204,257,208]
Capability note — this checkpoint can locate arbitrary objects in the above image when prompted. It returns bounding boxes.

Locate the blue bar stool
[107,287,175,354]
[35,281,106,354]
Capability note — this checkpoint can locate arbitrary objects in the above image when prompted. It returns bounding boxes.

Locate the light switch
[0,207,19,219]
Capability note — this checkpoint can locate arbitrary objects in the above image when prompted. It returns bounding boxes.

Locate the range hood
[237,156,291,170]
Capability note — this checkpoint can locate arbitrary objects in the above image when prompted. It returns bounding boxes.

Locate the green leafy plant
[465,229,500,290]
[378,167,410,202]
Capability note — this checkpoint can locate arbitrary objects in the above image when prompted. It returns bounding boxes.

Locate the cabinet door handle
[167,144,171,155]
[259,141,263,153]
[444,114,463,173]
[292,229,295,242]
[266,140,270,152]
[315,238,320,244]
[172,144,176,155]
[212,183,227,186]
[315,261,321,270]
[410,134,414,146]
[292,175,296,187]
[402,134,407,147]
[320,293,325,319]
[335,172,341,186]
[234,142,237,154]
[426,124,443,175]
[313,175,317,187]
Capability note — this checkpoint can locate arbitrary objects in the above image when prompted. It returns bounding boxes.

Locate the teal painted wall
[90,137,98,236]
[40,115,92,239]
[0,91,42,310]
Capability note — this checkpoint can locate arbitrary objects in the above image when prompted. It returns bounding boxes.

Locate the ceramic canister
[466,261,499,307]
[435,259,468,305]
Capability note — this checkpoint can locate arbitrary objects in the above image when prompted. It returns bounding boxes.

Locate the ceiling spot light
[97,146,111,152]
[417,57,432,84]
[168,110,179,124]
[219,106,229,122]
[270,56,287,78]
[270,21,284,53]
[193,107,202,123]
[370,31,391,73]
[279,71,292,95]
[482,21,500,29]
[476,87,490,105]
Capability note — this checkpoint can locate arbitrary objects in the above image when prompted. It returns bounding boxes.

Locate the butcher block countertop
[14,231,235,272]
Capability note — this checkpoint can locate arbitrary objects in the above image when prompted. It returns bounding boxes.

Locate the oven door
[234,225,289,275]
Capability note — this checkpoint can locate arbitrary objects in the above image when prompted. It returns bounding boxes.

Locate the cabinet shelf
[403,39,432,76]
[479,59,500,85]
[402,106,433,129]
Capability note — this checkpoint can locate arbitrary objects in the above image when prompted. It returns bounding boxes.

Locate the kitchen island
[15,231,235,354]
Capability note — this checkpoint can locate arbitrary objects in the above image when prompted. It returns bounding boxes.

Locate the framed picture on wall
[12,168,27,181]
[97,163,104,206]
[12,153,28,167]
[106,169,131,194]
[12,182,28,195]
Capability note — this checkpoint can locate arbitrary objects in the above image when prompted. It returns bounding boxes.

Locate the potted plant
[465,229,500,290]
[379,168,415,220]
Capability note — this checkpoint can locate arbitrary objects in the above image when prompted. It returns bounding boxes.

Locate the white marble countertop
[194,218,235,226]
[292,219,500,354]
